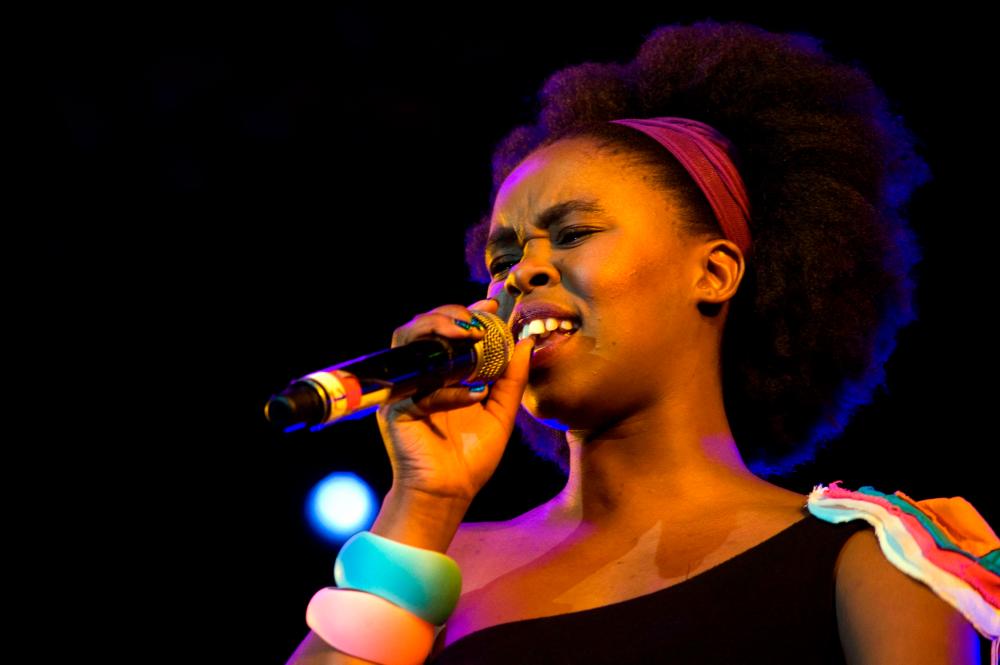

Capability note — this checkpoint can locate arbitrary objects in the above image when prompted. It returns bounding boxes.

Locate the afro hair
[464,19,931,480]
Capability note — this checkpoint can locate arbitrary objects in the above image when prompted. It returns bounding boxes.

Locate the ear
[695,241,744,311]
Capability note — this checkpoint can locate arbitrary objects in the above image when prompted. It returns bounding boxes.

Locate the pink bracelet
[306,586,436,665]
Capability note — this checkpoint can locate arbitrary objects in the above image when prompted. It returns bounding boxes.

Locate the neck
[542,367,765,535]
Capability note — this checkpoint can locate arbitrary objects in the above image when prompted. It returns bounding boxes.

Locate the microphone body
[264,309,513,432]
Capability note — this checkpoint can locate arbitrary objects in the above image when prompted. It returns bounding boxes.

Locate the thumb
[482,335,534,423]
[467,297,498,312]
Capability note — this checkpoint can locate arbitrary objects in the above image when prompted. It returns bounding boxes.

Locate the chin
[521,389,596,432]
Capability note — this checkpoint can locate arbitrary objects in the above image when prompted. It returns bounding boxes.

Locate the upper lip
[509,301,581,339]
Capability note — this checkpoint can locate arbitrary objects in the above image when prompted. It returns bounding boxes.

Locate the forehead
[486,140,623,252]
[492,138,610,218]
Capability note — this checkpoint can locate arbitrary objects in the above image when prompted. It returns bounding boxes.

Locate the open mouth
[531,327,578,349]
[522,322,580,369]
[514,317,581,343]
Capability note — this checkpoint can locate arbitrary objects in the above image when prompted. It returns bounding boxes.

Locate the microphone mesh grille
[468,309,515,383]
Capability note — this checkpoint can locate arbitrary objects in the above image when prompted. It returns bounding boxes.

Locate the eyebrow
[484,198,608,260]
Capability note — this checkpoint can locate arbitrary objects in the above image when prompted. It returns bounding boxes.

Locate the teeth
[517,317,579,341]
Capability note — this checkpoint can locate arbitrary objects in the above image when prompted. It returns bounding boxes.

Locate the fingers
[482,335,534,423]
[389,385,490,421]
[381,297,521,424]
[390,299,500,348]
[392,311,485,347]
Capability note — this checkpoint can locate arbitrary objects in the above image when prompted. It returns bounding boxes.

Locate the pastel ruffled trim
[806,480,999,663]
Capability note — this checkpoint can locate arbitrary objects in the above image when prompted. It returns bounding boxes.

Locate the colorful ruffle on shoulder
[806,480,999,664]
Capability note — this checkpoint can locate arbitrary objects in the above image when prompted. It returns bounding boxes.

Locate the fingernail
[469,385,486,393]
[453,318,473,330]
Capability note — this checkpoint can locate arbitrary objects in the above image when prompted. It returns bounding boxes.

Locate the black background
[27,7,997,662]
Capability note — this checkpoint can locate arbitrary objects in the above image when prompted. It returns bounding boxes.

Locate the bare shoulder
[448,520,488,552]
[445,521,477,563]
[834,526,981,664]
[445,520,509,588]
[429,521,504,659]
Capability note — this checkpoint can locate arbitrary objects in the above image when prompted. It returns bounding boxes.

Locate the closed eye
[557,227,595,244]
[488,227,597,280]
[489,258,518,278]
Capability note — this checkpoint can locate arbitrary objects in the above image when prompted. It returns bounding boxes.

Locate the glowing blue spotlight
[306,472,377,544]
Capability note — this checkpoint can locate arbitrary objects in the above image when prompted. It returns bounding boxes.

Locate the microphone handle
[265,335,481,432]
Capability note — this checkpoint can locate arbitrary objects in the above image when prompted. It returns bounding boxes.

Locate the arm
[285,487,472,665]
[285,629,379,665]
[834,528,982,664]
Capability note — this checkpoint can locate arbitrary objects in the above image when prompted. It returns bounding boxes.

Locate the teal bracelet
[334,530,463,626]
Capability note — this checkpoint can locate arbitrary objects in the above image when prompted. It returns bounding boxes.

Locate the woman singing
[289,19,997,664]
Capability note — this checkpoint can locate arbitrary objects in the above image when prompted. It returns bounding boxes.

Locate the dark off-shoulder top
[425,481,999,664]
[428,514,870,664]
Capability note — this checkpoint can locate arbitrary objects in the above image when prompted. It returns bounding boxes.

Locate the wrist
[370,486,471,553]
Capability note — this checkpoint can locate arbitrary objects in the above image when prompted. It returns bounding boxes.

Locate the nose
[504,242,559,298]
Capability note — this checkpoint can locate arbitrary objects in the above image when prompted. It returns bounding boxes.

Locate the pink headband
[608,117,752,259]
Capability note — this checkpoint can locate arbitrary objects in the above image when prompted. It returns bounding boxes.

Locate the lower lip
[527,330,578,369]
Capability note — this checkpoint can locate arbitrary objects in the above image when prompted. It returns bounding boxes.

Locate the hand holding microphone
[282,300,534,664]
[375,298,535,502]
[264,298,535,501]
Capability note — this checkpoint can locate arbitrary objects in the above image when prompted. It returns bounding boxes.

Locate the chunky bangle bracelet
[334,530,463,626]
[307,586,435,665]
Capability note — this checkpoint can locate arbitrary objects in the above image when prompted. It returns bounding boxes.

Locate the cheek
[583,269,643,351]
[587,252,681,352]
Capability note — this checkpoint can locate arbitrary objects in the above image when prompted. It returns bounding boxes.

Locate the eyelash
[489,228,594,278]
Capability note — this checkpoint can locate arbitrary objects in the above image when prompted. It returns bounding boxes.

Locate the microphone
[264,309,514,433]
